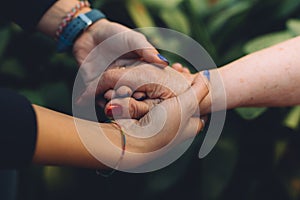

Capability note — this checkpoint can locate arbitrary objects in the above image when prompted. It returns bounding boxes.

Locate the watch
[57,9,106,52]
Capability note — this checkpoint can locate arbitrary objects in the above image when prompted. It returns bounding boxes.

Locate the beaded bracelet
[55,0,90,39]
[96,120,126,177]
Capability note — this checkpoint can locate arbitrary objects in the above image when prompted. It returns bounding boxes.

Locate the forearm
[32,105,151,169]
[216,36,300,110]
[32,105,106,168]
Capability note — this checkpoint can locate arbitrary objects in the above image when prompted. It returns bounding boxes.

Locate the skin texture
[102,36,300,118]
[28,0,300,170]
[37,0,168,66]
[29,0,193,169]
[219,36,300,108]
[196,35,300,114]
[96,62,207,119]
[37,0,169,108]
[32,72,208,169]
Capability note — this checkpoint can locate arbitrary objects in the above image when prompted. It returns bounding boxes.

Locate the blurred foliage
[1,0,300,200]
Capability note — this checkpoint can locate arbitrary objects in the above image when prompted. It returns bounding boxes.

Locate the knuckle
[129,100,138,118]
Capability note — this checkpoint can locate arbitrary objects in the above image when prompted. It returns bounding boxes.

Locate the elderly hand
[95,62,209,119]
[171,63,212,115]
[107,73,209,154]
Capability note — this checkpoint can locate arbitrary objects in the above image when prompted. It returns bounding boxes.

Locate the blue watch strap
[57,9,106,52]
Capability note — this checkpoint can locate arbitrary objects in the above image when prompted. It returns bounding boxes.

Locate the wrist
[74,18,110,44]
[103,123,172,154]
[205,67,235,113]
[38,0,82,37]
[56,9,106,52]
[218,64,242,110]
[74,7,92,18]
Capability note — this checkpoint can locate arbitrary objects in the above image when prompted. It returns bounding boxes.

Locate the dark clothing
[0,89,37,169]
[2,0,56,31]
[0,0,57,168]
[0,170,17,200]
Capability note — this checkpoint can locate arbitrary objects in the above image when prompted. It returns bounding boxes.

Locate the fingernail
[133,93,146,101]
[157,54,169,65]
[203,70,210,81]
[106,104,123,117]
[136,96,146,101]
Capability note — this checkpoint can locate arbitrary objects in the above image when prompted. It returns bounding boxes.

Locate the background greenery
[1,0,300,199]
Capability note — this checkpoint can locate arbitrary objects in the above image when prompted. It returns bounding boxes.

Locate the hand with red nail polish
[103,73,209,154]
[105,104,123,118]
[26,74,209,171]
[97,63,189,118]
[101,63,210,121]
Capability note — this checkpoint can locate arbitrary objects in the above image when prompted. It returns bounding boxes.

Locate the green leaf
[274,140,288,164]
[243,31,293,54]
[201,138,238,199]
[187,0,210,17]
[159,8,191,35]
[43,166,73,191]
[19,90,45,106]
[235,107,267,120]
[49,53,76,69]
[90,0,106,9]
[0,28,11,60]
[283,106,300,130]
[126,0,156,27]
[0,59,26,78]
[40,82,71,111]
[276,0,300,18]
[287,19,300,36]
[141,0,183,9]
[208,1,251,34]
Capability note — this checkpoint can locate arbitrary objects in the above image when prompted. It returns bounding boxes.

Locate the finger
[104,89,115,100]
[75,67,148,105]
[169,117,205,145]
[135,49,169,68]
[94,66,170,99]
[172,63,191,74]
[199,94,211,115]
[104,97,161,119]
[182,67,191,74]
[115,86,133,98]
[176,73,209,117]
[108,59,140,69]
[113,30,169,67]
[191,73,209,101]
[184,117,204,139]
[171,63,184,72]
[133,92,147,101]
[76,64,187,105]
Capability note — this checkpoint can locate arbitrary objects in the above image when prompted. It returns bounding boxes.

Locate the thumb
[176,73,209,118]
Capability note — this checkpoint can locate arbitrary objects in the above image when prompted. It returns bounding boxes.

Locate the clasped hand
[94,61,210,152]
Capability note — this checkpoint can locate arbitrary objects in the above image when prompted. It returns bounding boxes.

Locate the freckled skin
[198,36,300,113]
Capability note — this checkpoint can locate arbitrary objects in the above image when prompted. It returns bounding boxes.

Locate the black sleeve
[0,89,37,169]
[2,0,56,31]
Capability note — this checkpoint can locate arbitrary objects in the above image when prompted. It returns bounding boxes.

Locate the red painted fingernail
[106,104,123,117]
